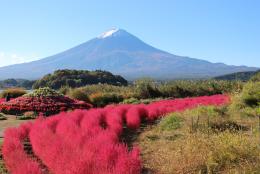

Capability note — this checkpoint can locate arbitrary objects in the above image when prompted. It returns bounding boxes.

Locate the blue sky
[0,0,259,67]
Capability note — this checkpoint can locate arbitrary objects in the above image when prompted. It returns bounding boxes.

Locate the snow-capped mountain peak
[0,28,257,80]
[98,28,119,38]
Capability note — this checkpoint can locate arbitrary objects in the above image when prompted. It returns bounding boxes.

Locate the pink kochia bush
[2,95,229,174]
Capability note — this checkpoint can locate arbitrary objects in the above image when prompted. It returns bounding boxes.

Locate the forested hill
[0,79,35,89]
[32,69,128,89]
[214,70,260,81]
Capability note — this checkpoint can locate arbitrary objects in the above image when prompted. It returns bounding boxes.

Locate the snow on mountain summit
[98,28,119,38]
[0,28,257,80]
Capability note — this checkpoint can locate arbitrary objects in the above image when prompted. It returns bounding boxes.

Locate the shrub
[134,78,161,99]
[250,71,260,82]
[140,98,164,104]
[121,98,164,105]
[58,86,71,95]
[67,88,90,103]
[53,80,241,105]
[122,98,141,104]
[241,82,260,107]
[160,114,183,131]
[158,80,243,98]
[0,88,27,99]
[240,107,258,117]
[89,92,124,107]
[75,84,134,99]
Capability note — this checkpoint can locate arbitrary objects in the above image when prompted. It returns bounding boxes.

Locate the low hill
[32,69,128,89]
[214,70,260,81]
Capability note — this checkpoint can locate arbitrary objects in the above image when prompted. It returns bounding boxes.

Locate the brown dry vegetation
[137,105,260,174]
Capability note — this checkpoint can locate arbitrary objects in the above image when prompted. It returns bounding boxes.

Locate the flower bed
[0,88,92,115]
[2,95,229,174]
[0,98,5,104]
[0,96,92,115]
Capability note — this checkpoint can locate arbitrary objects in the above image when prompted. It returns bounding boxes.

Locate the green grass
[159,114,183,131]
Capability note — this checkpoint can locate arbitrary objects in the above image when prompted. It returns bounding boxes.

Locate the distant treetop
[32,69,128,89]
[250,71,260,82]
[0,78,35,89]
[214,70,260,81]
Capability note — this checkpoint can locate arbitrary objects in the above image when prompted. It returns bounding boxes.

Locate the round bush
[89,92,124,107]
[241,82,260,107]
[0,88,27,98]
[68,88,90,103]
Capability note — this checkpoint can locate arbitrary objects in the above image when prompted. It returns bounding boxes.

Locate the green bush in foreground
[160,113,183,131]
[241,82,260,107]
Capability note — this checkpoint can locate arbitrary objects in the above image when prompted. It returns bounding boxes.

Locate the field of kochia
[2,95,228,174]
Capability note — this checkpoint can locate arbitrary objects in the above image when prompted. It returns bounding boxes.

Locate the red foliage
[0,96,92,115]
[2,122,42,174]
[2,95,229,174]
[0,98,5,104]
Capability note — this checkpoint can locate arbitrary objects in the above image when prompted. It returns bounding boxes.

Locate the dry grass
[136,106,260,174]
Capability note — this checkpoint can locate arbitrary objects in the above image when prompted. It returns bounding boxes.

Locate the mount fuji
[0,29,257,80]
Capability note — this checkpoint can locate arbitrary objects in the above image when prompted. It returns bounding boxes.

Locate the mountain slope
[0,29,258,80]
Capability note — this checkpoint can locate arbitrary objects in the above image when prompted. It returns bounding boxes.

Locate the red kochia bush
[125,105,147,129]
[2,95,229,174]
[2,122,42,174]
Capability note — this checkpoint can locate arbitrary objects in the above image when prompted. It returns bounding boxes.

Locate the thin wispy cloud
[0,52,38,67]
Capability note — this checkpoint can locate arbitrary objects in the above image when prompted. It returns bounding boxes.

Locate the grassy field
[0,79,259,173]
[136,105,260,173]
